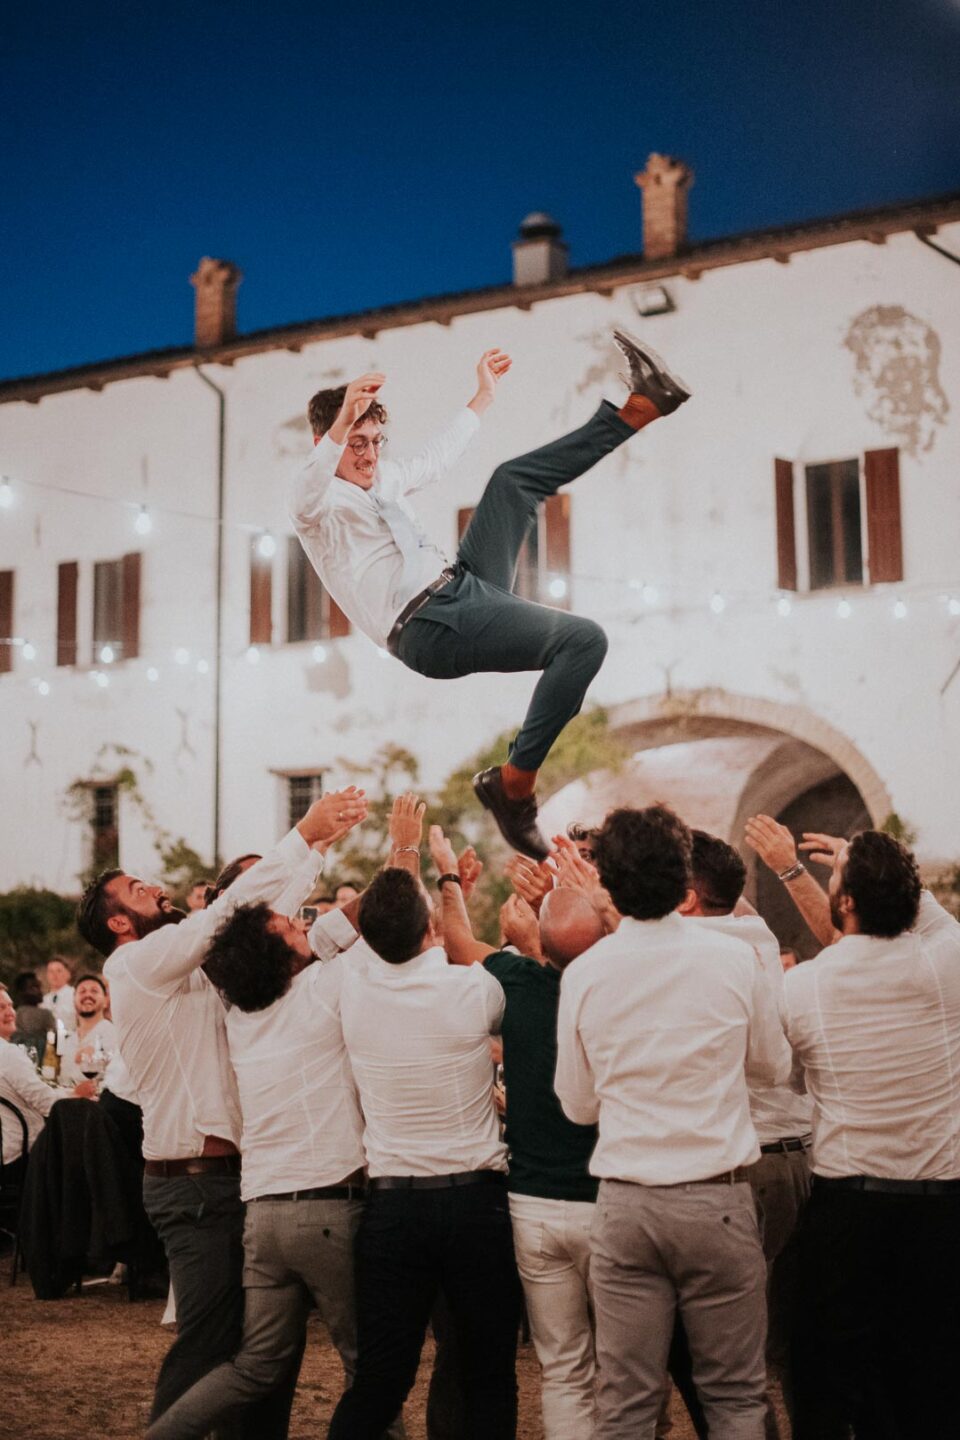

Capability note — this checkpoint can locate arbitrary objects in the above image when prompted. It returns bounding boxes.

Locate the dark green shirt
[484,950,598,1202]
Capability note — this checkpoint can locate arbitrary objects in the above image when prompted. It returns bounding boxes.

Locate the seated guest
[327,862,522,1440]
[0,990,94,1185]
[42,956,77,1032]
[10,971,55,1051]
[77,785,367,1434]
[555,804,792,1437]
[678,830,812,1437]
[59,974,116,1085]
[146,802,418,1440]
[779,831,960,1439]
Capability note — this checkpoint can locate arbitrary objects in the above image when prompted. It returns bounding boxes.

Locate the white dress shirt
[228,953,365,1202]
[781,891,960,1180]
[339,940,508,1178]
[0,1037,58,1162]
[288,409,480,648]
[58,1017,117,1086]
[43,984,76,1031]
[690,913,813,1145]
[104,828,324,1162]
[556,912,793,1185]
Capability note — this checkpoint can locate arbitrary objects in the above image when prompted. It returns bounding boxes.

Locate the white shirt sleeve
[288,435,348,525]
[3,1044,59,1119]
[913,890,960,942]
[384,409,480,498]
[114,828,323,995]
[309,907,359,960]
[554,977,600,1126]
[744,952,793,1087]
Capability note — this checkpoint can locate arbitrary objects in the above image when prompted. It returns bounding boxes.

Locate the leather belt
[145,1155,241,1178]
[386,567,458,656]
[666,1168,755,1187]
[760,1136,812,1155]
[813,1175,960,1196]
[369,1169,505,1191]
[249,1183,366,1203]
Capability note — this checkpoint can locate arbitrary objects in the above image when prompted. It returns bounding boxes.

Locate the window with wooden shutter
[774,459,797,591]
[122,551,141,660]
[457,498,571,608]
[864,448,903,584]
[93,552,142,661]
[57,561,78,666]
[286,537,350,642]
[0,570,13,674]
[805,460,863,590]
[250,538,273,645]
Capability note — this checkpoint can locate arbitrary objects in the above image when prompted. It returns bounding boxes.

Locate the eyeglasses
[347,435,388,456]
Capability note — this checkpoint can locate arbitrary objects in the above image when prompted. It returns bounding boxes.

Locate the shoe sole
[472,771,549,860]
[613,328,691,398]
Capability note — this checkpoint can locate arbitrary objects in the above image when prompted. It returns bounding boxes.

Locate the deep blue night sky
[3,0,959,381]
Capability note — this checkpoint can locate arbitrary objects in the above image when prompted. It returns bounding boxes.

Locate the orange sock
[501,763,538,800]
[618,393,662,431]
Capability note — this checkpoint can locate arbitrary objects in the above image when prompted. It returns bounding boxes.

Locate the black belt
[813,1175,960,1196]
[760,1136,811,1155]
[144,1155,241,1178]
[386,567,458,655]
[249,1183,365,1202]
[369,1169,505,1191]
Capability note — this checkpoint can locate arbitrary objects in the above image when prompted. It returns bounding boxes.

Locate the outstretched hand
[799,832,846,868]
[389,792,426,853]
[298,786,368,849]
[744,815,797,873]
[469,349,512,415]
[330,373,386,442]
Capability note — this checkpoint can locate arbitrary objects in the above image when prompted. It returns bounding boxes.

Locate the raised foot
[612,328,691,415]
[472,768,549,861]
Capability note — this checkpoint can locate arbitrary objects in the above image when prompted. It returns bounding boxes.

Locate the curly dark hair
[358,867,430,965]
[203,902,297,1012]
[591,805,692,921]
[690,830,746,915]
[77,869,125,957]
[307,386,389,439]
[840,831,921,938]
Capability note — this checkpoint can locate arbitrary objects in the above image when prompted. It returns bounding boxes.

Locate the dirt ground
[0,1278,769,1438]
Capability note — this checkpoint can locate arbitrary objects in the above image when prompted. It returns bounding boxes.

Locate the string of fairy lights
[2,468,959,700]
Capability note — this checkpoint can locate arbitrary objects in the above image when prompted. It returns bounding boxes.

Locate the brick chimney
[634,155,693,260]
[190,257,243,348]
[512,212,568,286]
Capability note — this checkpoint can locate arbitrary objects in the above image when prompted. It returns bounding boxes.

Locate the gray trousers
[398,402,635,771]
[591,1179,768,1440]
[148,1195,401,1440]
[749,1145,811,1437]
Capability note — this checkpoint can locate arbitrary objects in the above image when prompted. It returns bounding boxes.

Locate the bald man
[431,827,607,1438]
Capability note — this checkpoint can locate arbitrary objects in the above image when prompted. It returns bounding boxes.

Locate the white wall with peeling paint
[1,222,958,890]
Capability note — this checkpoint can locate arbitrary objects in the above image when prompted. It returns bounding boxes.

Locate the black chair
[0,1096,29,1284]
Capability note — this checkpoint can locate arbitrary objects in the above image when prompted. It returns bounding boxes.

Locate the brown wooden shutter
[122,552,141,659]
[250,540,273,645]
[327,596,351,638]
[0,570,13,674]
[774,459,798,591]
[57,561,79,666]
[544,494,571,609]
[864,448,903,584]
[457,506,474,541]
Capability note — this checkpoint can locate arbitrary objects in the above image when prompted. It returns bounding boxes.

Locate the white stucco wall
[1,222,958,889]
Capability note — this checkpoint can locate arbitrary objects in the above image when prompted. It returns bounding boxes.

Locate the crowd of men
[2,786,958,1440]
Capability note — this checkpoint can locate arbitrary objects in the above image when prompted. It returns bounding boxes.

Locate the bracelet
[438,873,462,888]
[777,861,806,883]
[393,846,420,855]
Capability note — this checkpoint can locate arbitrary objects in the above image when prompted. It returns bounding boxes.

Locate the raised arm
[744,815,839,949]
[288,373,386,524]
[429,825,494,966]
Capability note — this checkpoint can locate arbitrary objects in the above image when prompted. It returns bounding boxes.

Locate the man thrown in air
[289,333,690,858]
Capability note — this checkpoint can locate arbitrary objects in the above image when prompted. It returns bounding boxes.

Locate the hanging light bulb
[134,505,153,536]
[548,577,568,601]
[146,667,160,683]
[246,645,261,664]
[642,584,659,606]
[892,598,908,620]
[37,680,51,697]
[0,477,13,509]
[776,595,792,617]
[257,532,277,560]
[99,644,115,664]
[948,598,960,617]
[837,599,852,619]
[312,644,328,664]
[174,647,190,665]
[21,641,36,661]
[196,658,209,674]
[709,592,726,615]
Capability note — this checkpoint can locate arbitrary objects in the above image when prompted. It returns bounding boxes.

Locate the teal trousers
[397,402,635,771]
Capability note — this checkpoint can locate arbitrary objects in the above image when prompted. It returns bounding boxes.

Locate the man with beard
[77,785,367,1434]
[58,973,116,1085]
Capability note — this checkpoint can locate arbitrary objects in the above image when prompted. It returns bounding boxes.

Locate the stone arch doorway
[539,689,890,958]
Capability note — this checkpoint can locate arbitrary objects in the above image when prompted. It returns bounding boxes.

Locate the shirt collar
[366,943,449,976]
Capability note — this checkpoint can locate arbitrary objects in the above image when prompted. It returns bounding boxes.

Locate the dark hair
[591,805,692,921]
[307,387,389,439]
[204,903,297,1012]
[77,869,125,957]
[205,854,261,907]
[358,867,430,965]
[12,971,43,1001]
[840,831,921,938]
[75,972,107,993]
[690,830,746,915]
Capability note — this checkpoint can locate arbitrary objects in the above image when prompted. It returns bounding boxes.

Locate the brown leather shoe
[612,329,691,415]
[472,768,549,861]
